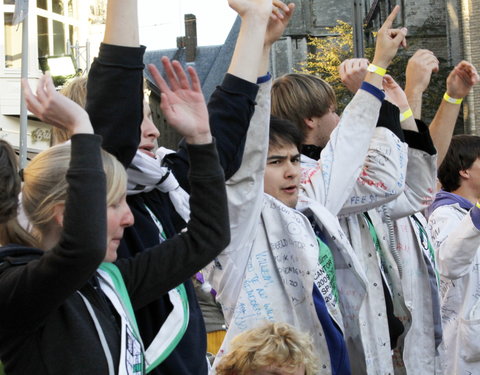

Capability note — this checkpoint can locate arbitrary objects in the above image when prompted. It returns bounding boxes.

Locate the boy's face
[264,142,301,208]
[461,156,480,194]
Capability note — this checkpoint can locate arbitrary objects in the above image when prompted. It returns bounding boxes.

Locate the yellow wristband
[443,92,463,104]
[400,108,413,122]
[367,64,387,77]
[476,201,480,209]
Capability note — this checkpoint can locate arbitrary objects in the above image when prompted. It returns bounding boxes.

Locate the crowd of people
[0,0,479,374]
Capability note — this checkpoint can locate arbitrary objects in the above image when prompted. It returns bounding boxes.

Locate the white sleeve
[337,127,408,216]
[429,206,480,279]
[301,88,383,216]
[204,80,271,306]
[386,147,437,220]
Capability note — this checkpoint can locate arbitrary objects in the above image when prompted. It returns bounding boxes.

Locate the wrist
[239,9,270,24]
[371,58,389,70]
[400,108,413,122]
[404,85,424,97]
[443,92,463,104]
[185,133,213,145]
[367,63,387,77]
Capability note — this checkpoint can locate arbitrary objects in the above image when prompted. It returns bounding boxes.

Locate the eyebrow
[267,153,301,161]
[267,155,287,161]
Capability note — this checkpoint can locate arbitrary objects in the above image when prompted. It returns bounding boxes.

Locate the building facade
[0,0,95,154]
[271,0,479,134]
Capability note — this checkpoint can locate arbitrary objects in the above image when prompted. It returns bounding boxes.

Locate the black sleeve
[166,73,259,192]
[86,43,146,168]
[376,101,405,142]
[0,135,107,328]
[116,140,230,309]
[403,119,437,155]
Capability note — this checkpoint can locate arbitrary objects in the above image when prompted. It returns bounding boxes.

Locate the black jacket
[87,43,257,374]
[0,135,229,375]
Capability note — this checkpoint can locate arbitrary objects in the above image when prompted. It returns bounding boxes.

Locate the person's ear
[459,169,470,180]
[52,203,65,227]
[304,117,316,130]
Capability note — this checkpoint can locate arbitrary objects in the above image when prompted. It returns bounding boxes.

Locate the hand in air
[405,49,439,95]
[264,1,295,46]
[22,74,92,135]
[383,74,409,110]
[446,61,479,99]
[339,58,369,93]
[372,5,408,69]
[148,57,211,145]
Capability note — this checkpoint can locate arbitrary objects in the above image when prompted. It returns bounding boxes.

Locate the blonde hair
[0,139,37,247]
[271,74,336,139]
[22,143,126,243]
[216,322,318,375]
[51,77,88,145]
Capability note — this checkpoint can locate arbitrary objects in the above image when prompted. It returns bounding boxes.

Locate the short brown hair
[271,73,336,139]
[216,322,318,375]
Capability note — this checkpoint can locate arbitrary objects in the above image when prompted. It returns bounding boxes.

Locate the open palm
[148,57,210,142]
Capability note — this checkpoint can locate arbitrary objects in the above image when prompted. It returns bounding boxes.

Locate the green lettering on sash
[317,237,339,303]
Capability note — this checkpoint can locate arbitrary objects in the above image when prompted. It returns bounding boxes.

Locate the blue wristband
[360,81,385,102]
[257,72,272,84]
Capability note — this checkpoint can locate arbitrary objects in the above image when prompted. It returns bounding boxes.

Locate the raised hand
[22,74,92,135]
[446,61,479,99]
[148,57,211,145]
[383,75,409,110]
[372,5,407,69]
[339,58,369,93]
[264,1,295,47]
[405,49,439,96]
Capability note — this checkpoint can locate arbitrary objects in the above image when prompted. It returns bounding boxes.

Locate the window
[35,0,79,60]
[4,12,21,68]
[37,0,47,10]
[37,15,49,58]
[1,0,80,71]
[52,0,63,15]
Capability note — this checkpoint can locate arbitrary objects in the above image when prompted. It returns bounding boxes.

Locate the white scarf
[127,148,190,223]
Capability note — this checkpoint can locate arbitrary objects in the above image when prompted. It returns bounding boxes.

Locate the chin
[104,253,118,263]
[104,245,119,263]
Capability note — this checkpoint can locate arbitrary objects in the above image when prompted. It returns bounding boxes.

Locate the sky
[138,0,238,50]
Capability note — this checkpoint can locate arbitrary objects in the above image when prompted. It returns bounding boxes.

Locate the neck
[40,226,61,251]
[452,186,480,205]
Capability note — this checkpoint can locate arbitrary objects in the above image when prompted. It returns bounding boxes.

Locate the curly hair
[215,322,318,375]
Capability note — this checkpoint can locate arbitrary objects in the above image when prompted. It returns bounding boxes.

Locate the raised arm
[6,76,106,326]
[114,67,230,302]
[302,6,408,215]
[429,61,479,167]
[164,0,293,189]
[381,75,437,218]
[335,61,408,215]
[86,0,144,167]
[404,49,439,119]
